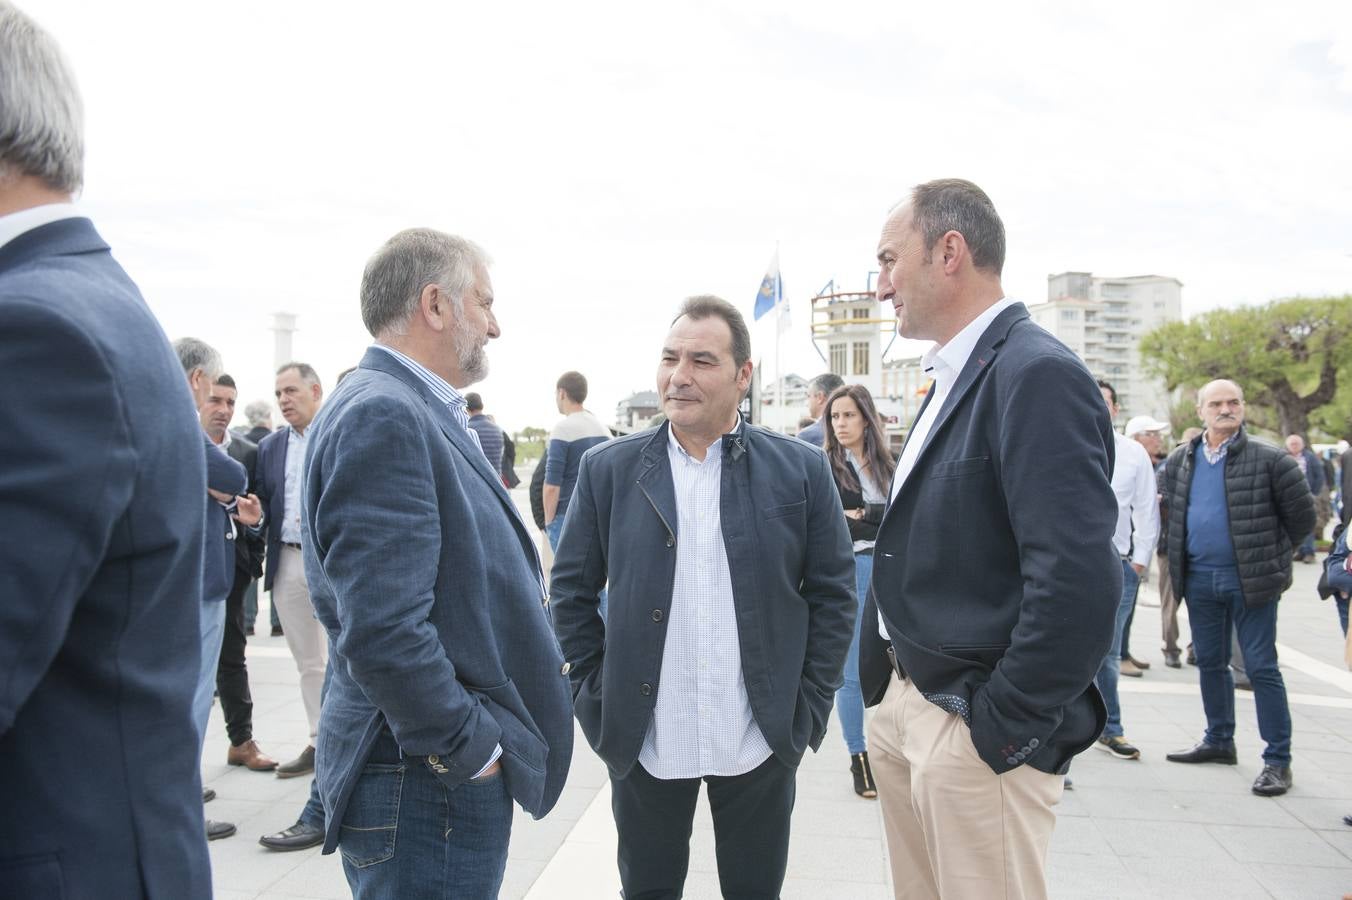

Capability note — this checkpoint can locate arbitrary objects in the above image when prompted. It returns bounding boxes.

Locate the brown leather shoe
[227,739,279,771]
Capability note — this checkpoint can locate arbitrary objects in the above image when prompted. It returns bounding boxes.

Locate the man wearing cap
[1092,383,1160,760]
[1125,414,1179,667]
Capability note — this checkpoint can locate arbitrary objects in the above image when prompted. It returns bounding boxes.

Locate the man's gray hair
[276,361,322,388]
[360,228,490,338]
[0,3,84,193]
[173,337,222,381]
[809,372,845,398]
[909,178,1006,276]
[243,400,272,427]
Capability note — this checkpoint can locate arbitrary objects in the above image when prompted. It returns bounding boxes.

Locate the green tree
[1139,296,1352,441]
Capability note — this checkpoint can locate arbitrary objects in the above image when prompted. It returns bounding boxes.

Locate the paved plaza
[204,485,1352,898]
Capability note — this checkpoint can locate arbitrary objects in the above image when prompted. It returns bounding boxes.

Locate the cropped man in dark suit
[0,4,212,893]
[201,373,277,772]
[859,180,1119,900]
[551,295,856,898]
[303,228,573,898]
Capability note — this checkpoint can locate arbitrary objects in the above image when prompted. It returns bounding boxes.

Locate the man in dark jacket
[1162,379,1314,797]
[859,179,1119,899]
[551,295,855,899]
[1286,434,1324,562]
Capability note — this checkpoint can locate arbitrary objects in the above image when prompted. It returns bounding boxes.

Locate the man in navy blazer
[859,180,1120,899]
[302,228,573,898]
[0,5,212,894]
[550,296,856,898]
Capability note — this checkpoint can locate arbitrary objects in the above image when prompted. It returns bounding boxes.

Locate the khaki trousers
[273,546,328,740]
[868,673,1063,900]
[1158,550,1181,655]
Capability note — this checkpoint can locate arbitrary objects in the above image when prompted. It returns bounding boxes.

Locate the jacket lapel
[635,422,679,541]
[912,303,1027,464]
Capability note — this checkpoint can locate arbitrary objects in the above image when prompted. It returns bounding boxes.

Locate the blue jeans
[339,735,512,900]
[193,599,227,746]
[1184,566,1291,766]
[1299,532,1316,557]
[299,662,334,830]
[1094,559,1139,739]
[547,515,606,619]
[833,551,872,754]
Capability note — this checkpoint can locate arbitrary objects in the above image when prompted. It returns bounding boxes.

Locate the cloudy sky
[28,0,1352,434]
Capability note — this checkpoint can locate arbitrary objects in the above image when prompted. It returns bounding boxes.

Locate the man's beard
[454,320,489,384]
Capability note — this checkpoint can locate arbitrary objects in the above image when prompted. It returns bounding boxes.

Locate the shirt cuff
[472,745,502,779]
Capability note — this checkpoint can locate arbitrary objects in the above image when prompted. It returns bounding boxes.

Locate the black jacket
[549,420,856,777]
[860,303,1120,777]
[831,458,889,545]
[224,433,265,579]
[1162,427,1314,608]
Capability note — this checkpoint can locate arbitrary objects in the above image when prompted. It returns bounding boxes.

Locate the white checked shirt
[638,424,772,779]
[281,426,309,545]
[1111,432,1160,567]
[881,297,1019,637]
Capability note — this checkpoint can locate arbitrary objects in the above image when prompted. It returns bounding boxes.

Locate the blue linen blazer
[301,347,575,853]
[0,218,212,898]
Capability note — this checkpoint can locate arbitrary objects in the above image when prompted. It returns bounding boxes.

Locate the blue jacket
[0,218,212,898]
[549,420,856,776]
[860,303,1120,777]
[1328,531,1352,596]
[302,348,574,853]
[202,433,247,602]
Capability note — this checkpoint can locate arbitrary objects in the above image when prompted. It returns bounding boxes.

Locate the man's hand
[470,759,502,782]
[233,493,263,527]
[207,488,233,504]
[1131,562,1146,577]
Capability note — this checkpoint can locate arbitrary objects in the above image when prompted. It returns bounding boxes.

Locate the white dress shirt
[0,203,80,251]
[280,426,309,546]
[1111,432,1160,567]
[639,424,773,779]
[881,297,1020,637]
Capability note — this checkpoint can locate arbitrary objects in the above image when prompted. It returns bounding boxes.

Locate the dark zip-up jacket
[1162,427,1314,607]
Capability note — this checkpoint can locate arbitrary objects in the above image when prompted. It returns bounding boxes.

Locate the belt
[885,645,905,680]
[282,541,302,550]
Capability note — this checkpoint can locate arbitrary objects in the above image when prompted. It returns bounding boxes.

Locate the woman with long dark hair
[822,384,897,798]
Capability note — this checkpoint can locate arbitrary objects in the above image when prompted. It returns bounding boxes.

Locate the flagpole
[774,241,783,432]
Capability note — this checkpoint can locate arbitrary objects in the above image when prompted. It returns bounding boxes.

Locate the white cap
[1125,415,1170,438]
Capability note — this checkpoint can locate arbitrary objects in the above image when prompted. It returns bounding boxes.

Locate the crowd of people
[5,4,1351,899]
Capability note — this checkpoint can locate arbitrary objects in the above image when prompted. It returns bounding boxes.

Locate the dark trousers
[610,755,796,900]
[242,577,281,632]
[216,566,254,746]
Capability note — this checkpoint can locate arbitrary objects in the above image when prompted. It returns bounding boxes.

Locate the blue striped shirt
[370,344,482,456]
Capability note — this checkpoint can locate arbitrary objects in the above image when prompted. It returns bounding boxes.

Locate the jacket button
[665,536,674,548]
[651,609,663,622]
[639,683,652,696]
[428,755,439,765]
[560,662,572,675]
[1006,756,1019,766]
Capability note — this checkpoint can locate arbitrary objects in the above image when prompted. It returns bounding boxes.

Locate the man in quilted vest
[1160,379,1314,797]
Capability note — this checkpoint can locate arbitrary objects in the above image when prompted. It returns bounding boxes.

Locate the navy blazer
[302,348,574,853]
[225,433,265,578]
[0,218,212,898]
[860,303,1120,777]
[203,433,247,602]
[255,424,292,591]
[550,421,857,777]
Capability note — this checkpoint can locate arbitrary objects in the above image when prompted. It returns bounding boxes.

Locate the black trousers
[610,754,795,900]
[216,566,254,746]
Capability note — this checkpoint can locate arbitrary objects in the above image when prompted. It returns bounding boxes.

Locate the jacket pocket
[338,763,404,869]
[470,680,549,777]
[931,456,990,479]
[764,499,806,519]
[940,642,1010,669]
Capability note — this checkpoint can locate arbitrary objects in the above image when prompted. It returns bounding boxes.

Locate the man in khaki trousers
[859,179,1120,899]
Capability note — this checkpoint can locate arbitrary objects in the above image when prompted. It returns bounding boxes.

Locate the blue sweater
[1186,443,1239,569]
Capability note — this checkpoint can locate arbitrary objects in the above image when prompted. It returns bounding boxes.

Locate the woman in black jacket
[822,384,897,798]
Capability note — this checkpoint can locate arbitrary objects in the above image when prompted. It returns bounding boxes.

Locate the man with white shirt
[256,362,329,780]
[550,295,855,899]
[859,179,1119,900]
[1092,381,1160,760]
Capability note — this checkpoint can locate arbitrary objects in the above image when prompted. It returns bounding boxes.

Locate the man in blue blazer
[0,4,212,895]
[302,228,574,899]
[859,179,1120,899]
[550,296,856,898]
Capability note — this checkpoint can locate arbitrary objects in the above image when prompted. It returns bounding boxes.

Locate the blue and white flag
[753,249,783,320]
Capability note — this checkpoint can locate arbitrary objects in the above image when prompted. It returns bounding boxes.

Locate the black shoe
[1096,736,1141,760]
[850,752,877,799]
[207,819,236,841]
[276,745,315,779]
[1235,678,1254,691]
[202,787,216,804]
[271,624,284,637]
[259,820,325,852]
[1186,645,1197,666]
[1164,650,1182,669]
[1063,775,1073,790]
[1166,741,1237,765]
[1252,765,1292,797]
[245,625,255,636]
[1342,814,1352,827]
